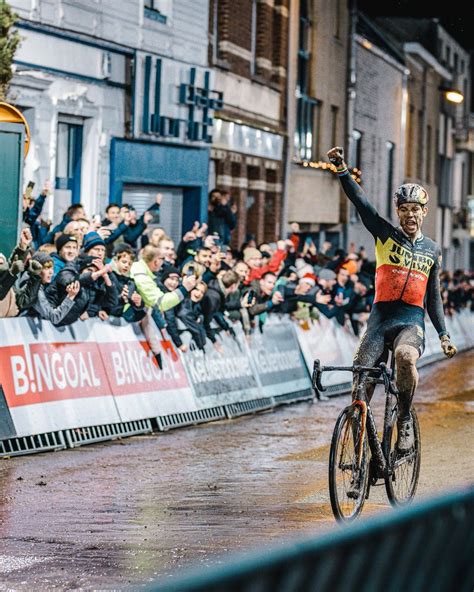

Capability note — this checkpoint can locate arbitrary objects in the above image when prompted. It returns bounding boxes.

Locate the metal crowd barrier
[146,486,474,592]
[0,312,471,457]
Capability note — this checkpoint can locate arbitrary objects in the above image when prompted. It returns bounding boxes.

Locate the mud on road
[0,351,472,591]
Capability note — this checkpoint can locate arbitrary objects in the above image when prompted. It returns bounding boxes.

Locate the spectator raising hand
[0,184,470,357]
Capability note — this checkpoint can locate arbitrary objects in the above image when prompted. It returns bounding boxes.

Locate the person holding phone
[16,252,81,326]
[108,243,146,322]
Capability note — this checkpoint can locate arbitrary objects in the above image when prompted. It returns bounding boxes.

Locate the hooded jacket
[131,259,187,311]
[45,264,91,326]
[201,278,232,342]
[109,261,146,322]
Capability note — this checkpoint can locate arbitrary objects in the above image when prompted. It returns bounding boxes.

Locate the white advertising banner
[0,318,121,437]
[247,317,312,398]
[295,316,354,388]
[181,325,261,407]
[92,321,197,421]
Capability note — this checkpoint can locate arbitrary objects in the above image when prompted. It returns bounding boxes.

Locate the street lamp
[439,86,464,104]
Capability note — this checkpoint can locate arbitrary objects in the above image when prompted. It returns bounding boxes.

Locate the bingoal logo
[0,342,111,406]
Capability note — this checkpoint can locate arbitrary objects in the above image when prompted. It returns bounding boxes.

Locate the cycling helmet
[393,183,429,208]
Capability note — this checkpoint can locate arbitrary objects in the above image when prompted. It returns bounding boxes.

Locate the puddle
[442,389,474,402]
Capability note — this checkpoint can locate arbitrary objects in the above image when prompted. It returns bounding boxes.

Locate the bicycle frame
[313,359,399,479]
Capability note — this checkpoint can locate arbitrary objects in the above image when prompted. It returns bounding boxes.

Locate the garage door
[122,185,183,245]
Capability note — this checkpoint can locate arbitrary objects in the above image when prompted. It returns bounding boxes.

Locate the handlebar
[312,359,392,393]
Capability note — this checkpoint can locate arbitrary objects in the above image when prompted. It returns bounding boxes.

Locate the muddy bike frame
[312,359,399,479]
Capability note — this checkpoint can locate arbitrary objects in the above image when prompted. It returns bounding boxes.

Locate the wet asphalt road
[0,350,472,591]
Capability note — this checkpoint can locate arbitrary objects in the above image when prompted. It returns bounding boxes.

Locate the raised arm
[327,146,381,238]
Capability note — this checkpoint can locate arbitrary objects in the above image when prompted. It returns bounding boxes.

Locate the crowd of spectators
[0,182,472,360]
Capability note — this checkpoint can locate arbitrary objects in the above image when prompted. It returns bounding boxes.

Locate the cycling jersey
[338,172,447,337]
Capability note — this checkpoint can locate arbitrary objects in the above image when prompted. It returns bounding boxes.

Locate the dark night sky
[357,1,474,51]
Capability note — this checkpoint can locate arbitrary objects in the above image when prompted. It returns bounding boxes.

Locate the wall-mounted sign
[212,118,283,160]
[141,56,223,144]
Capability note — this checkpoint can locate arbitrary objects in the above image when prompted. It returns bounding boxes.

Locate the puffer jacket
[45,264,91,326]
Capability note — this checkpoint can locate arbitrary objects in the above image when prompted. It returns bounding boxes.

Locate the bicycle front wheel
[385,408,421,506]
[329,406,369,522]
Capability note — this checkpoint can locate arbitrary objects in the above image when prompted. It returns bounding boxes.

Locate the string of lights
[294,159,362,183]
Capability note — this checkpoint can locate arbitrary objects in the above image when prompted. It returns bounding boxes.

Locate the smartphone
[127,281,136,300]
[246,289,256,305]
[186,264,195,276]
[24,181,35,199]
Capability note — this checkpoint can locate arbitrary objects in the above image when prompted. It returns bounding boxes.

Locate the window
[211,0,219,63]
[144,0,169,23]
[334,0,341,39]
[250,0,257,76]
[386,141,395,218]
[330,105,339,147]
[297,0,311,94]
[416,109,423,179]
[350,130,362,222]
[446,45,451,66]
[295,97,320,161]
[295,0,319,161]
[351,129,362,171]
[438,155,452,207]
[426,125,432,183]
[55,120,83,204]
[406,104,415,177]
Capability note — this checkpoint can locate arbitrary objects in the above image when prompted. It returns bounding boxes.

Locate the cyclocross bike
[312,355,421,522]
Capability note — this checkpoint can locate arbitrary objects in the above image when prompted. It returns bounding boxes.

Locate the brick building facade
[9,0,214,242]
[286,0,350,248]
[209,0,289,246]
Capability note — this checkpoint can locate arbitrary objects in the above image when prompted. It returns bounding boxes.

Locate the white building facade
[9,0,216,241]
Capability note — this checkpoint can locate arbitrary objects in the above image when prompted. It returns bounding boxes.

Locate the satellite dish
[0,101,31,157]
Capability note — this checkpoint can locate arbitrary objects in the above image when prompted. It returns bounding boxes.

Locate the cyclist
[327,146,457,455]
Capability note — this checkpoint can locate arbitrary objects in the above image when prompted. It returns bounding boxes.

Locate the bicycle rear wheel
[385,408,421,506]
[329,406,369,522]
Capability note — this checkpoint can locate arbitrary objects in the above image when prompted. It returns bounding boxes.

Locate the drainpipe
[281,0,296,237]
[399,67,409,187]
[344,0,357,250]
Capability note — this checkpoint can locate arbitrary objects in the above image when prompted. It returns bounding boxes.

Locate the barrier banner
[247,317,312,398]
[0,386,16,439]
[447,313,468,351]
[92,321,197,421]
[295,316,354,388]
[458,309,474,348]
[0,311,471,442]
[0,318,121,437]
[181,325,261,406]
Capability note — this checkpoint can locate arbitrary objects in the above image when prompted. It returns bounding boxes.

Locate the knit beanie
[31,251,53,267]
[55,234,78,253]
[161,266,180,282]
[83,232,105,253]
